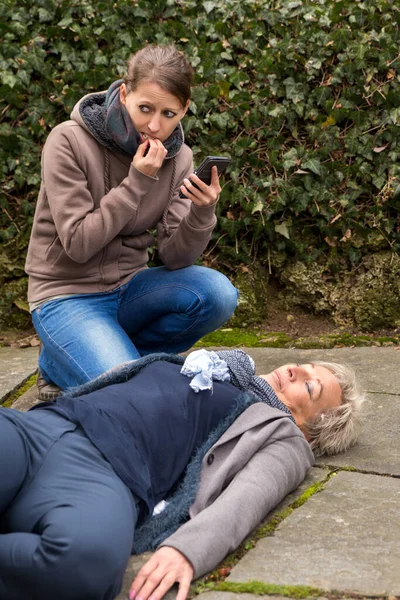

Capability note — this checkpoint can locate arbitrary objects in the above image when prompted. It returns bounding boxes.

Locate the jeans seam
[35,312,94,382]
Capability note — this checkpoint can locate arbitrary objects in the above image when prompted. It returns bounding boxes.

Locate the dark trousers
[0,409,137,600]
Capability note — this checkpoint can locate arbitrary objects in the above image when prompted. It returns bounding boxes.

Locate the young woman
[0,349,365,600]
[25,45,238,398]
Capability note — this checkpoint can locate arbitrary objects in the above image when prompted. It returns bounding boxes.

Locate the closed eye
[306,381,313,399]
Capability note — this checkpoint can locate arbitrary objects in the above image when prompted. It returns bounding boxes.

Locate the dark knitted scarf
[78,79,184,158]
[216,349,294,420]
[63,352,291,553]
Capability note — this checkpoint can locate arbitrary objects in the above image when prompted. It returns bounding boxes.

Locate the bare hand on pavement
[129,546,194,600]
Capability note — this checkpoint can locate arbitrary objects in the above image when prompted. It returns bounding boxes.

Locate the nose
[288,365,308,381]
[148,113,161,133]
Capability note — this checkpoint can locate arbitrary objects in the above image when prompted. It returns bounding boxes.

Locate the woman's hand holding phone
[180,166,221,206]
[179,156,230,205]
[132,139,168,177]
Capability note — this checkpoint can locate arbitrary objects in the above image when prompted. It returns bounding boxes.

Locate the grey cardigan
[161,401,314,578]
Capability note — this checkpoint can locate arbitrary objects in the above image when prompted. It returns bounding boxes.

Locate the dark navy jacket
[34,358,242,520]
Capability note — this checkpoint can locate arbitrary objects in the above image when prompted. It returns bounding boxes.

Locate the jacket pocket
[45,235,64,264]
[122,231,155,250]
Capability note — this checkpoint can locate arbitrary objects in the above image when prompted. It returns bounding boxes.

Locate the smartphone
[179,156,231,198]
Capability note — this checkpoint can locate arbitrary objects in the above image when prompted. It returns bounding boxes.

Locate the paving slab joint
[316,463,400,480]
[195,580,394,599]
[1,373,37,408]
[191,474,336,597]
[366,389,400,396]
[195,580,323,598]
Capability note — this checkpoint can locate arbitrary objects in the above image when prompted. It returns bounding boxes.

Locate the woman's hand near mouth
[133,138,168,177]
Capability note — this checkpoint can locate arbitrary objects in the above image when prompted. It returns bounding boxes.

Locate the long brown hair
[124,45,193,107]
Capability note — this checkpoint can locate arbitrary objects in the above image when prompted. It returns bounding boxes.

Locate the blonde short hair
[305,361,366,456]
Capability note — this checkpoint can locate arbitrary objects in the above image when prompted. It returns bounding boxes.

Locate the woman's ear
[182,99,190,117]
[120,83,127,106]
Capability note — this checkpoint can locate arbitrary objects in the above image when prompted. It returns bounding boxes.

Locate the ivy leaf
[373,175,386,190]
[275,222,291,239]
[132,6,148,18]
[57,15,73,28]
[219,217,242,238]
[283,148,299,170]
[251,199,264,214]
[38,8,53,23]
[1,72,18,88]
[203,1,216,13]
[302,158,322,176]
[393,186,400,201]
[208,112,231,129]
[284,77,305,104]
[17,70,30,86]
[14,299,30,313]
[119,32,133,47]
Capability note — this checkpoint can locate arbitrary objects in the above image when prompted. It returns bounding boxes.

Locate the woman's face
[120,81,189,143]
[261,363,342,434]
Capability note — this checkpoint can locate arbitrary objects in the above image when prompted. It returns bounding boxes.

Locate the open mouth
[141,133,155,141]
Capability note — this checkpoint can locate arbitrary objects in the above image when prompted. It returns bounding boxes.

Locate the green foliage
[0,275,31,329]
[1,0,400,323]
[197,326,400,348]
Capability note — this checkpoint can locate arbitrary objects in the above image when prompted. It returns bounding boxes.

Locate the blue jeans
[32,265,238,388]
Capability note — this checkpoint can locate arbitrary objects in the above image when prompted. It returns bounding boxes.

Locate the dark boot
[36,372,61,401]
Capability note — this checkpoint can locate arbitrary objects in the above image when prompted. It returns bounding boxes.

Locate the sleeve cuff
[186,201,218,229]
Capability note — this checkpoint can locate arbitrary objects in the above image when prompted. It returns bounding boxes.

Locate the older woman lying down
[0,349,365,600]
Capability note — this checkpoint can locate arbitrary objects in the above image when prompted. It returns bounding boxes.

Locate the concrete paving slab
[317,392,400,476]
[272,466,330,513]
[228,471,400,596]
[214,346,400,394]
[11,384,40,411]
[0,346,38,403]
